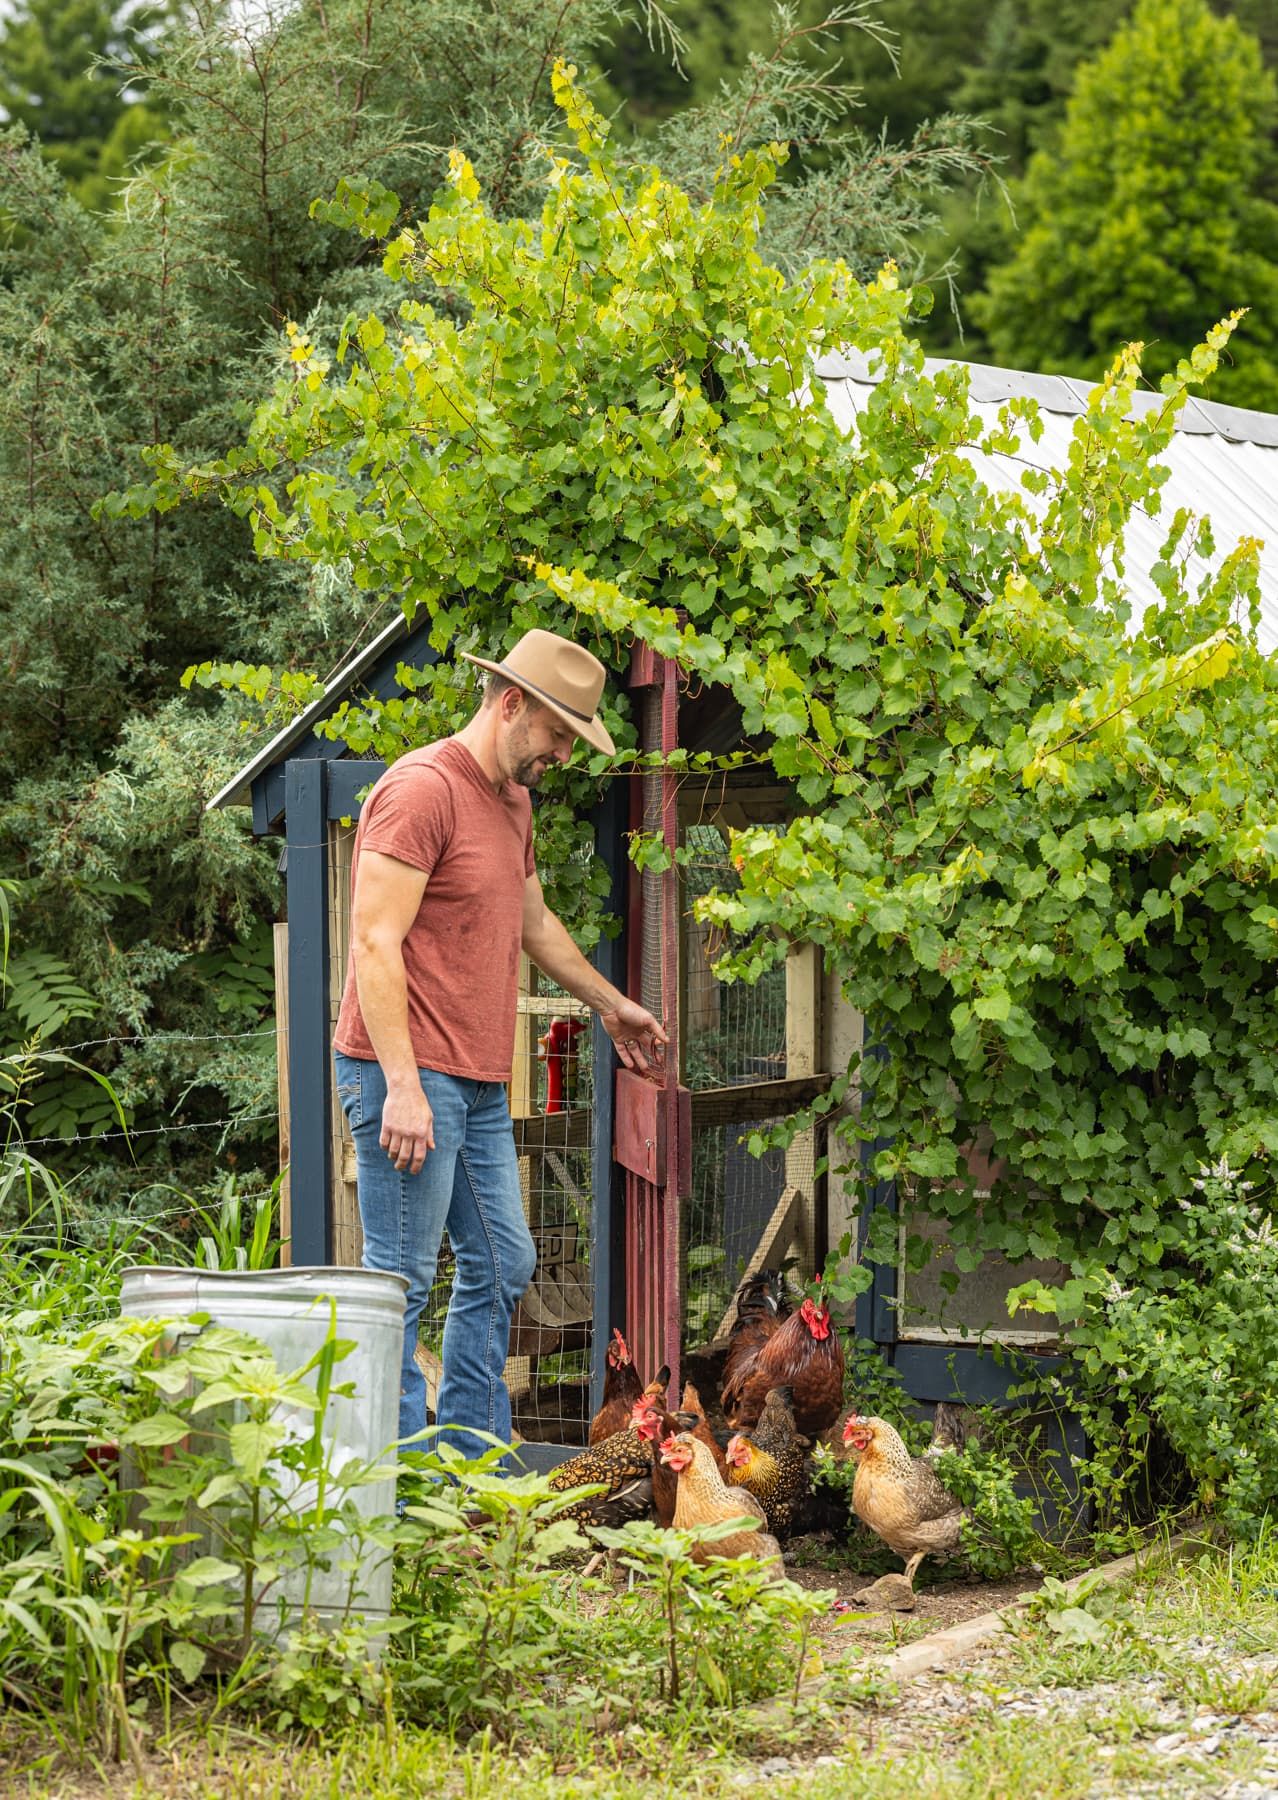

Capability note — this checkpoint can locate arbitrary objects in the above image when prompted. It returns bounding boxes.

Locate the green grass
[0,1705,1264,1800]
[4,1534,1278,1799]
[11,1516,1278,1797]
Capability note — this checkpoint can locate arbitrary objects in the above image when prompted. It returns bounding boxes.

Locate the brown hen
[721,1292,844,1438]
[631,1398,699,1527]
[841,1413,966,1589]
[589,1329,647,1444]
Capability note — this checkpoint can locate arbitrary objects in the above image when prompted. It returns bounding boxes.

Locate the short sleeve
[359,761,454,877]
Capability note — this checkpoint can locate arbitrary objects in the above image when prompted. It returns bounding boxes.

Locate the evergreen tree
[976,0,1278,405]
[609,4,996,279]
[0,0,173,205]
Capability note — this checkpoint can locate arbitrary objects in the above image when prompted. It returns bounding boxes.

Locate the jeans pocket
[335,1060,363,1130]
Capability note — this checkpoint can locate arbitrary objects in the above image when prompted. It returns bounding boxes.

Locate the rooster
[719,1269,791,1406]
[657,1431,781,1570]
[589,1329,648,1444]
[724,1385,812,1539]
[841,1413,966,1590]
[721,1284,844,1439]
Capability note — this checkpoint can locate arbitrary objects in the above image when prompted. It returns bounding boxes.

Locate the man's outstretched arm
[521,873,667,1074]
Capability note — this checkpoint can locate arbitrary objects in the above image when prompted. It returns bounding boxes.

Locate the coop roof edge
[812,348,1278,448]
[207,609,415,813]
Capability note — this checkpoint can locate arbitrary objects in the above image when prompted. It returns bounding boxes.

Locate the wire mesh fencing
[677,820,822,1356]
[404,967,598,1447]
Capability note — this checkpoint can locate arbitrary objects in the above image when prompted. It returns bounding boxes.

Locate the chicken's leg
[902,1551,926,1587]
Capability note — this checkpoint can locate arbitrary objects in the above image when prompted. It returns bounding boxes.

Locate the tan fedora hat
[460,628,616,755]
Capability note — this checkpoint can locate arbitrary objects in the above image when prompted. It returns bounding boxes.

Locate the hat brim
[460,651,616,756]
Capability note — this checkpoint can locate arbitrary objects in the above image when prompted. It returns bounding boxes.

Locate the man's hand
[380,1082,435,1174]
[598,998,668,1077]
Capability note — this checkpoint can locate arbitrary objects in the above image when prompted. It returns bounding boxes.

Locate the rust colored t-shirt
[332,738,535,1082]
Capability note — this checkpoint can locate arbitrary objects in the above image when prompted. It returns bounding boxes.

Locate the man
[333,627,667,1450]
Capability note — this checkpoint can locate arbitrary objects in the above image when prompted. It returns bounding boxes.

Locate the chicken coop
[211,622,1066,1471]
[211,350,1278,1473]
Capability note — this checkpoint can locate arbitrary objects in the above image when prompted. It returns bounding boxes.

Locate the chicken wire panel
[639,688,669,1027]
[681,823,787,1090]
[682,1106,821,1351]
[506,972,595,1444]
[395,976,597,1448]
[413,1134,596,1443]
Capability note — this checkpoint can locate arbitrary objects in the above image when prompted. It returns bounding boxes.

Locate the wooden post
[328,819,361,1267]
[684,914,720,1039]
[273,921,291,1268]
[785,943,821,1275]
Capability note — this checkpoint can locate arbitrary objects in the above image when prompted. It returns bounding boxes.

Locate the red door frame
[617,646,688,1402]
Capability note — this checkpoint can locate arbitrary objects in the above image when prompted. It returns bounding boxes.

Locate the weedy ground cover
[0,1207,837,1777]
[7,1518,1278,1796]
[4,1071,1277,1798]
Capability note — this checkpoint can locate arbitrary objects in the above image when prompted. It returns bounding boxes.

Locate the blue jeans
[334,1052,536,1453]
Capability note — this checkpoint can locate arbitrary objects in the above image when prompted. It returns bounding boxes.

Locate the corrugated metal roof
[813,350,1278,654]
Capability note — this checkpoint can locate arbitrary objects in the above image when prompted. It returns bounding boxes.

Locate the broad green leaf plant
[135,67,1278,1521]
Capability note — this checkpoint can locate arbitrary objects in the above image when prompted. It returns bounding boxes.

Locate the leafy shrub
[391,1444,597,1732]
[0,1275,397,1761]
[593,1518,830,1711]
[389,1444,828,1735]
[265,1617,391,1735]
[0,1226,831,1759]
[1018,1567,1136,1653]
[1023,1162,1278,1541]
[941,1443,1046,1579]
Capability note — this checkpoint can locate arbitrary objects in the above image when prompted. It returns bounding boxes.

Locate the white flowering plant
[1014,1161,1278,1540]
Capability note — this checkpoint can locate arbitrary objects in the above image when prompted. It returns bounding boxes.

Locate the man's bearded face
[505,700,575,787]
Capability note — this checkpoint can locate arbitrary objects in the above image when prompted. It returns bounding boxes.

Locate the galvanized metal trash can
[119,1265,407,1637]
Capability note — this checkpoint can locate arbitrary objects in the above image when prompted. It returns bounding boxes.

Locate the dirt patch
[778,1540,1044,1655]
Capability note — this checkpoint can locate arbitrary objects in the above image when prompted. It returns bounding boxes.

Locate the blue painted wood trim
[247,622,441,834]
[327,759,386,820]
[251,780,275,838]
[512,1441,578,1473]
[285,758,333,1265]
[588,775,628,1417]
[892,1341,1063,1404]
[893,1340,1089,1528]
